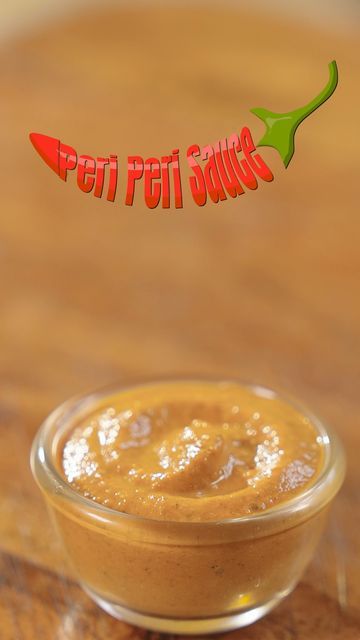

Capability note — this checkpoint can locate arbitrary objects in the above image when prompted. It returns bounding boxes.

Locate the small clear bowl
[30,381,345,634]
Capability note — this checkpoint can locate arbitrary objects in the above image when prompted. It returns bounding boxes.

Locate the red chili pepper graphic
[29,61,337,209]
[30,133,118,201]
[29,129,273,208]
[30,133,61,176]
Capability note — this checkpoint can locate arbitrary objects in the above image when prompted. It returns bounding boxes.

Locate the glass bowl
[30,381,346,634]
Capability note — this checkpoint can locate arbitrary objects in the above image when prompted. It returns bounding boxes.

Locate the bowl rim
[30,378,346,528]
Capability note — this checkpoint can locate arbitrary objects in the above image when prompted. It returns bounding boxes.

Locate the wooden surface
[0,5,359,639]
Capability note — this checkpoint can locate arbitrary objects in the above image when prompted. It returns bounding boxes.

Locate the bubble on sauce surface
[63,436,98,483]
[280,459,316,492]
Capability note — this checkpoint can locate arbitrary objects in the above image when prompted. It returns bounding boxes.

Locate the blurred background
[0,1,359,638]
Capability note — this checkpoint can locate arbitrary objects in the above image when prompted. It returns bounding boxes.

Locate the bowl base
[83,585,284,634]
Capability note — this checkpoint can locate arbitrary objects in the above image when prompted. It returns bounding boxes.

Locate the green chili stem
[251,60,338,168]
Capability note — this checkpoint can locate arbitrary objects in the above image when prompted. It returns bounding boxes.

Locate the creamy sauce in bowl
[60,381,324,522]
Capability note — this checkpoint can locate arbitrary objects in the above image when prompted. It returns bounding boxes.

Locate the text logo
[30,61,337,209]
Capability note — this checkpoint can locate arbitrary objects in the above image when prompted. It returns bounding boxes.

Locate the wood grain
[0,5,359,638]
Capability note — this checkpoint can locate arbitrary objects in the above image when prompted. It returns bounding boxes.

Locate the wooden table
[0,5,359,638]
